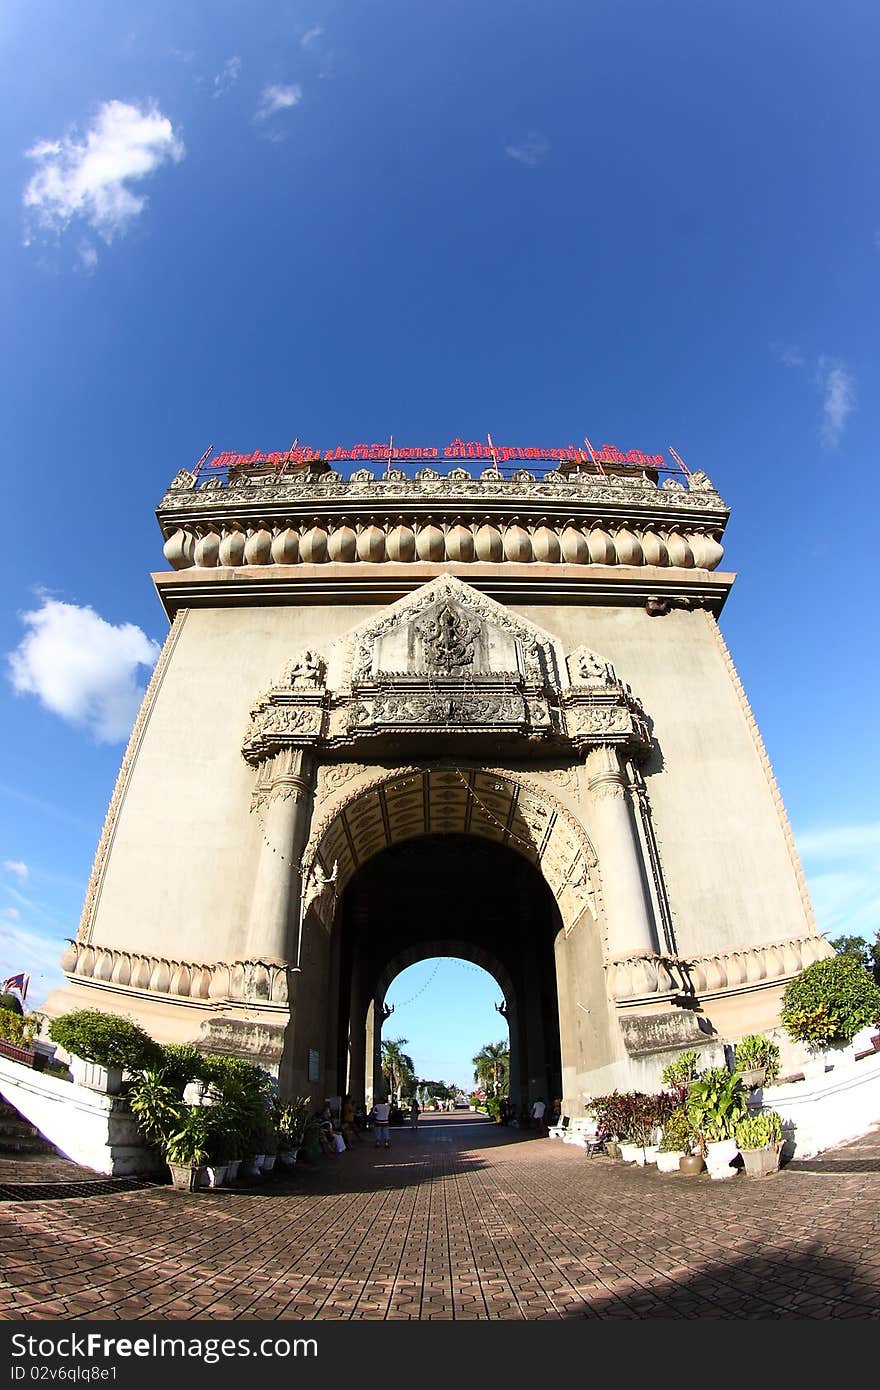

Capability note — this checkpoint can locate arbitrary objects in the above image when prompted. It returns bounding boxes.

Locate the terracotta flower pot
[678,1153,705,1175]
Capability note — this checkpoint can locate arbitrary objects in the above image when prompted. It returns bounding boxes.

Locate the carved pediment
[340,574,563,688]
[242,575,651,761]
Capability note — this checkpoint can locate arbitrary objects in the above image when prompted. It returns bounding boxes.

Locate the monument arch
[50,454,831,1112]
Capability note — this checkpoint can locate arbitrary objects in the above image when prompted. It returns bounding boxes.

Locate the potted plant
[164,1107,211,1191]
[656,1106,696,1173]
[686,1068,747,1180]
[660,1049,702,1102]
[782,956,880,1074]
[276,1097,310,1166]
[734,1035,780,1090]
[735,1110,784,1177]
[48,1010,163,1094]
[0,1008,43,1067]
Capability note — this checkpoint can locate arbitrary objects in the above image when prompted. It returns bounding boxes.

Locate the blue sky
[2,2,878,1085]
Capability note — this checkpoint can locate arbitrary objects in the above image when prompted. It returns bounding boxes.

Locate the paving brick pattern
[1,1115,879,1320]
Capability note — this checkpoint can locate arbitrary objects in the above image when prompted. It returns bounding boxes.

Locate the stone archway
[327,833,565,1111]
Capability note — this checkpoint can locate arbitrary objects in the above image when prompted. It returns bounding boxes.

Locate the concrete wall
[89,604,381,962]
[513,602,812,957]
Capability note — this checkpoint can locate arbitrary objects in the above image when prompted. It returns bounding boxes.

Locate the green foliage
[0,993,24,1015]
[735,1110,783,1150]
[159,1044,208,1093]
[782,1005,838,1048]
[275,1097,311,1149]
[129,1046,276,1164]
[781,956,880,1046]
[830,935,874,971]
[0,1010,38,1047]
[661,1050,701,1093]
[381,1037,416,1100]
[48,1010,164,1072]
[163,1107,211,1167]
[658,1106,696,1155]
[129,1072,186,1148]
[472,1041,510,1099]
[485,1095,503,1121]
[686,1068,747,1144]
[734,1035,781,1084]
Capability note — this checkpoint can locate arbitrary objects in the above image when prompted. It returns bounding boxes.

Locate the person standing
[531,1097,546,1133]
[409,1098,420,1131]
[373,1096,391,1148]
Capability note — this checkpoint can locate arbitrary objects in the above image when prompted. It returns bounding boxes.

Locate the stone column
[583,744,658,961]
[245,747,316,962]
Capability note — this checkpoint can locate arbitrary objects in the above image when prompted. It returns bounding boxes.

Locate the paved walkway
[1,1114,879,1320]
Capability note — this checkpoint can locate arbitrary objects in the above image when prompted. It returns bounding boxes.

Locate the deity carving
[417,602,478,673]
[286,650,325,686]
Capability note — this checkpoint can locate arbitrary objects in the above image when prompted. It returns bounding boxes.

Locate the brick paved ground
[1,1114,879,1320]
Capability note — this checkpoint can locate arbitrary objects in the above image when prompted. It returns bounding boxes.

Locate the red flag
[2,972,29,1001]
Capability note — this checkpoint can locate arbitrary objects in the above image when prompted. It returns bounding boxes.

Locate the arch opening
[327,833,565,1112]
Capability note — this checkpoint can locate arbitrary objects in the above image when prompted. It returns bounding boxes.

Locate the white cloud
[795,821,879,942]
[3,861,28,882]
[301,26,324,48]
[505,133,550,167]
[77,240,98,271]
[2,908,20,921]
[255,83,303,121]
[7,598,160,743]
[213,56,241,98]
[817,357,856,448]
[23,100,185,244]
[775,344,804,368]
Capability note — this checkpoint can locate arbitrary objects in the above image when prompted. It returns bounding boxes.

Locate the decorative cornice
[77,611,188,945]
[608,933,834,1006]
[61,938,292,1009]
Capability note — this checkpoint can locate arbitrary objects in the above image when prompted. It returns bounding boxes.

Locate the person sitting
[341,1093,360,1146]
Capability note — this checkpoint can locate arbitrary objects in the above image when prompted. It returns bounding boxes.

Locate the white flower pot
[656,1150,684,1173]
[641,1145,659,1165]
[705,1138,739,1180]
[245,1155,265,1179]
[261,1154,277,1173]
[225,1160,242,1183]
[205,1165,228,1188]
[70,1055,123,1095]
[278,1149,298,1167]
[619,1142,640,1163]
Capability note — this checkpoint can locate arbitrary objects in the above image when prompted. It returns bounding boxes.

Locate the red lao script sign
[207,440,666,469]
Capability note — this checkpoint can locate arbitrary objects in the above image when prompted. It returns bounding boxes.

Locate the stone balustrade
[60,940,290,1007]
[608,933,834,1004]
[161,518,725,572]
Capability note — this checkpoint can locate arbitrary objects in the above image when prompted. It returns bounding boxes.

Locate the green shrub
[129,1072,186,1147]
[159,1044,208,1093]
[781,956,880,1047]
[734,1035,780,1084]
[0,993,24,1015]
[658,1106,696,1155]
[0,1010,38,1047]
[164,1107,211,1167]
[687,1068,747,1144]
[661,1050,702,1093]
[48,1010,164,1072]
[735,1110,783,1150]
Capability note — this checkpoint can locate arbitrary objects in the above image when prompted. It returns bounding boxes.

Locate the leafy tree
[830,932,880,986]
[381,1036,415,1102]
[472,1040,510,1098]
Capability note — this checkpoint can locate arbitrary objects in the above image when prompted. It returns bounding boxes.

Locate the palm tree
[381,1037,415,1103]
[472,1041,510,1099]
